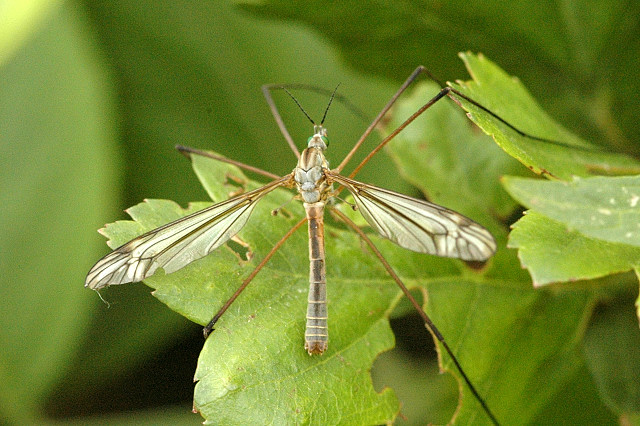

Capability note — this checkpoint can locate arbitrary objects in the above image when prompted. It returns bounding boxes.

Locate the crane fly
[85,67,501,424]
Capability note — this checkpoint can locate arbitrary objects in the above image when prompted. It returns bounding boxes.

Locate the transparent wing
[331,174,496,261]
[86,176,291,290]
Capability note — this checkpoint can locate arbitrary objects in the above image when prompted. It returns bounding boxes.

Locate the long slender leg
[203,217,307,338]
[262,84,301,159]
[176,144,281,180]
[445,87,598,150]
[331,207,500,426]
[336,66,427,173]
[347,86,451,179]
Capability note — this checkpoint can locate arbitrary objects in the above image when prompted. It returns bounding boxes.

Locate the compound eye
[321,135,329,147]
[307,136,314,145]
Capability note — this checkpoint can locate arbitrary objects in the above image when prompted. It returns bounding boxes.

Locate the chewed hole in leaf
[272,204,295,220]
[227,235,253,263]
[463,259,490,271]
[224,172,249,196]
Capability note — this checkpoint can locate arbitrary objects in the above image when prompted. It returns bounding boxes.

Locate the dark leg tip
[203,327,214,339]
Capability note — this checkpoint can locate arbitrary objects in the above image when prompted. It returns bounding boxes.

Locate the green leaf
[508,211,640,286]
[426,280,595,425]
[0,0,63,66]
[85,46,640,423]
[533,360,617,424]
[448,53,640,179]
[583,300,640,417]
[503,175,640,247]
[95,48,629,423]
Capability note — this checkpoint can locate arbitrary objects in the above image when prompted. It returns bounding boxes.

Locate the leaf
[583,300,640,416]
[532,360,617,424]
[508,211,640,286]
[503,175,640,247]
[424,52,640,423]
[103,147,554,424]
[425,278,596,425]
[448,53,640,180]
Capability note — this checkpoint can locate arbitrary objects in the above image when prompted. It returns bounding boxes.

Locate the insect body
[294,126,332,353]
[85,121,495,353]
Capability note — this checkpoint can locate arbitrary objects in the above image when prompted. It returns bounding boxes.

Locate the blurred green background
[1,0,638,424]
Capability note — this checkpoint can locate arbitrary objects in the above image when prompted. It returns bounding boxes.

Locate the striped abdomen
[304,202,328,354]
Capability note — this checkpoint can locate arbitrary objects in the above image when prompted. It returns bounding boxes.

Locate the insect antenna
[263,83,372,158]
[266,83,370,124]
[282,83,341,128]
[320,83,340,125]
[282,87,316,126]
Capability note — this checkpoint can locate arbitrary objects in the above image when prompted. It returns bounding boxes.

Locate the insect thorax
[294,147,330,204]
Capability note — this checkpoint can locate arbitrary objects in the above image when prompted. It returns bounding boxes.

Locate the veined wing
[86,176,291,290]
[330,174,496,261]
